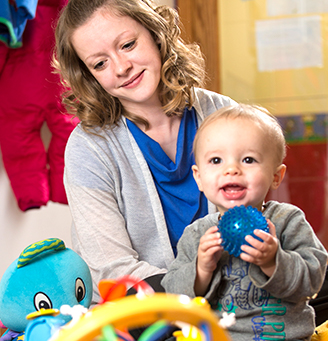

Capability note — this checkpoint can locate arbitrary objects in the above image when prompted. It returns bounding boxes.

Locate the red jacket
[0,0,78,211]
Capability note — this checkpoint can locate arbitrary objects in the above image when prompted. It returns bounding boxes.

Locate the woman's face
[71,9,162,113]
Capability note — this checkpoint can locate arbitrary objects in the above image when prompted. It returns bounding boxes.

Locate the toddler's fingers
[200,233,222,251]
[244,234,265,250]
[240,243,259,258]
[205,225,219,235]
[240,251,255,263]
[266,219,277,237]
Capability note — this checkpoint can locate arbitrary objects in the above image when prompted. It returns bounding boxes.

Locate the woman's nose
[114,54,132,76]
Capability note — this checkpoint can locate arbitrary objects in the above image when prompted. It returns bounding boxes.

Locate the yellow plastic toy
[311,320,328,341]
[26,308,60,320]
[51,293,231,341]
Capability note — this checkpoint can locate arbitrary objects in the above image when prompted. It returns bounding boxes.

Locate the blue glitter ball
[218,205,269,257]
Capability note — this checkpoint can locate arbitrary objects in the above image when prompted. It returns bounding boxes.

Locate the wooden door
[177,0,220,93]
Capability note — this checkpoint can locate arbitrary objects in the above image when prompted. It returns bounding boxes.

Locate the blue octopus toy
[0,238,92,341]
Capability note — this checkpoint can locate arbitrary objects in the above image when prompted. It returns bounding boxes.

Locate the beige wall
[155,0,174,6]
[219,0,328,115]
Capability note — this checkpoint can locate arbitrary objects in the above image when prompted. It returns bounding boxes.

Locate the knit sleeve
[162,213,220,297]
[249,202,328,303]
[64,126,168,305]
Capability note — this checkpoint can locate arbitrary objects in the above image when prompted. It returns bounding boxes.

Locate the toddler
[162,104,328,341]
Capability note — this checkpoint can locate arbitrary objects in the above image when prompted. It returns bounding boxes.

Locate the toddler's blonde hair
[193,104,286,167]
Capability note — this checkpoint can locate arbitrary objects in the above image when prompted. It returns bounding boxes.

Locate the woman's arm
[65,127,168,304]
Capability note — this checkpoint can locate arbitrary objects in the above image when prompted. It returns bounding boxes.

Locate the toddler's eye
[210,157,222,164]
[243,157,256,164]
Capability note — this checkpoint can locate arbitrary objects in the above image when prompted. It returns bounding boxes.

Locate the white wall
[0,132,72,279]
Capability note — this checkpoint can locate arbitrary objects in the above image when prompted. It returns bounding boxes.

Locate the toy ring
[51,293,231,341]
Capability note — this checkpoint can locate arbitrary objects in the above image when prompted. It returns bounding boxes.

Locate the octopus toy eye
[34,292,53,311]
[75,278,86,302]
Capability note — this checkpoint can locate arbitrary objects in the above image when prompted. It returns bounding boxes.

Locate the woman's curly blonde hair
[53,0,206,132]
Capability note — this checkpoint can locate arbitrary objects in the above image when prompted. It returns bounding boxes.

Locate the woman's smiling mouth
[121,70,145,88]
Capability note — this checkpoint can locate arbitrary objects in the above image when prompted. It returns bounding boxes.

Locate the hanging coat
[0,0,79,211]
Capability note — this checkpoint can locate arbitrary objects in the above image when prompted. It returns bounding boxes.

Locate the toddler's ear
[271,164,287,190]
[192,165,204,192]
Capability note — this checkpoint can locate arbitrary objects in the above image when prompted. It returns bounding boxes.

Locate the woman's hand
[240,219,278,277]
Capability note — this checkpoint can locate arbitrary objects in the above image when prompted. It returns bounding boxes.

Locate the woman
[54,0,236,304]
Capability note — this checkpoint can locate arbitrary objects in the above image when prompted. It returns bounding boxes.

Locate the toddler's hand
[195,225,223,296]
[240,219,278,277]
[198,225,223,273]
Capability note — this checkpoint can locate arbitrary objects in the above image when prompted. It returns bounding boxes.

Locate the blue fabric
[0,0,38,48]
[127,108,208,255]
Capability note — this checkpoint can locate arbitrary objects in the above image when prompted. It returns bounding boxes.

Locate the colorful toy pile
[0,239,232,341]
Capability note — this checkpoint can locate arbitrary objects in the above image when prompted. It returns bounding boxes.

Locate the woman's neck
[146,114,181,162]
[123,96,182,162]
[132,108,181,162]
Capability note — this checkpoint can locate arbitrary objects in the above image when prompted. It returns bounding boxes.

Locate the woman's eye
[243,157,256,164]
[210,157,222,164]
[94,60,106,70]
[122,40,136,50]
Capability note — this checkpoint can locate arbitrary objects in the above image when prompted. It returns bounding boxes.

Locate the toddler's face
[192,117,285,215]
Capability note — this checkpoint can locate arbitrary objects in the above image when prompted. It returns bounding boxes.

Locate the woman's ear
[271,164,287,190]
[192,164,204,192]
